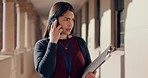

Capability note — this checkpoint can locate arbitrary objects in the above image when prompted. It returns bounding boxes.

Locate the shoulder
[35,38,49,48]
[73,35,86,44]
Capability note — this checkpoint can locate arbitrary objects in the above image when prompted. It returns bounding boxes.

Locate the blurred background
[0,0,148,78]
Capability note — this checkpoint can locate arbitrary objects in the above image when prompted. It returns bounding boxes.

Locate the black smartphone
[49,17,59,27]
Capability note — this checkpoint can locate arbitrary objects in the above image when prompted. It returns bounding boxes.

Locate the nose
[68,20,74,27]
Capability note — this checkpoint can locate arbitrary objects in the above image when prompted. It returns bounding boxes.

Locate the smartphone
[49,17,59,27]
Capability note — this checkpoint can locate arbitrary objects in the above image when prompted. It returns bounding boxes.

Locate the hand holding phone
[49,17,62,43]
[49,17,59,27]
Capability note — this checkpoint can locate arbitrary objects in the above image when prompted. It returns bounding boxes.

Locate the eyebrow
[63,16,75,20]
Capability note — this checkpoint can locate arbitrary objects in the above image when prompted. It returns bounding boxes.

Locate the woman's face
[58,10,75,35]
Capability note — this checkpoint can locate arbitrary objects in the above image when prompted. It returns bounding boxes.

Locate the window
[95,0,101,48]
[115,0,124,49]
[117,11,124,48]
[111,1,125,78]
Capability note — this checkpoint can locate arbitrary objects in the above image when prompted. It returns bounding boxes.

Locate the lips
[66,28,71,32]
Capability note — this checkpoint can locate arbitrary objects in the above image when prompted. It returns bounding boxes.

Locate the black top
[34,36,91,78]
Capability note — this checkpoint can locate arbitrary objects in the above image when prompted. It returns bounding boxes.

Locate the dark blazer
[34,36,91,78]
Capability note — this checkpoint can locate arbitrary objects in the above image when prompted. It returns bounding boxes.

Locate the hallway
[1,0,148,78]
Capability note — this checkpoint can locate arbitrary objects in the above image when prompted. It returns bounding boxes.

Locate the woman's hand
[49,20,63,43]
[85,71,97,78]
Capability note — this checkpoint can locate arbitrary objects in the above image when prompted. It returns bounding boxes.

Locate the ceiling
[30,0,87,17]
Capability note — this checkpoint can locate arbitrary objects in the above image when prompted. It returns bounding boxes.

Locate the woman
[34,2,96,78]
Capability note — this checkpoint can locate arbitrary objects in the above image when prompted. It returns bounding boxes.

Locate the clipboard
[82,44,115,78]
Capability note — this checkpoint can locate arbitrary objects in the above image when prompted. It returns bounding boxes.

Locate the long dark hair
[43,2,75,38]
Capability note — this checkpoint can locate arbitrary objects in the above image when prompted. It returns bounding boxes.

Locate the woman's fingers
[56,25,62,30]
[59,27,63,33]
[49,19,63,43]
[51,20,62,31]
[56,25,63,34]
[85,72,96,78]
[50,19,62,33]
[93,71,97,75]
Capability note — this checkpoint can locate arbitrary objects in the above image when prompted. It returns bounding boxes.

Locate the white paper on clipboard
[82,45,115,78]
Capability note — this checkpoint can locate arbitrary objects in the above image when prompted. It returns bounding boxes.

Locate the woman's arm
[34,40,57,77]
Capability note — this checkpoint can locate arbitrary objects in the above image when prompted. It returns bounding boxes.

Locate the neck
[60,34,68,39]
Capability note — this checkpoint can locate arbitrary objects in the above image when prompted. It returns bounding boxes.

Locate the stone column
[1,0,15,54]
[16,2,26,51]
[24,3,33,51]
